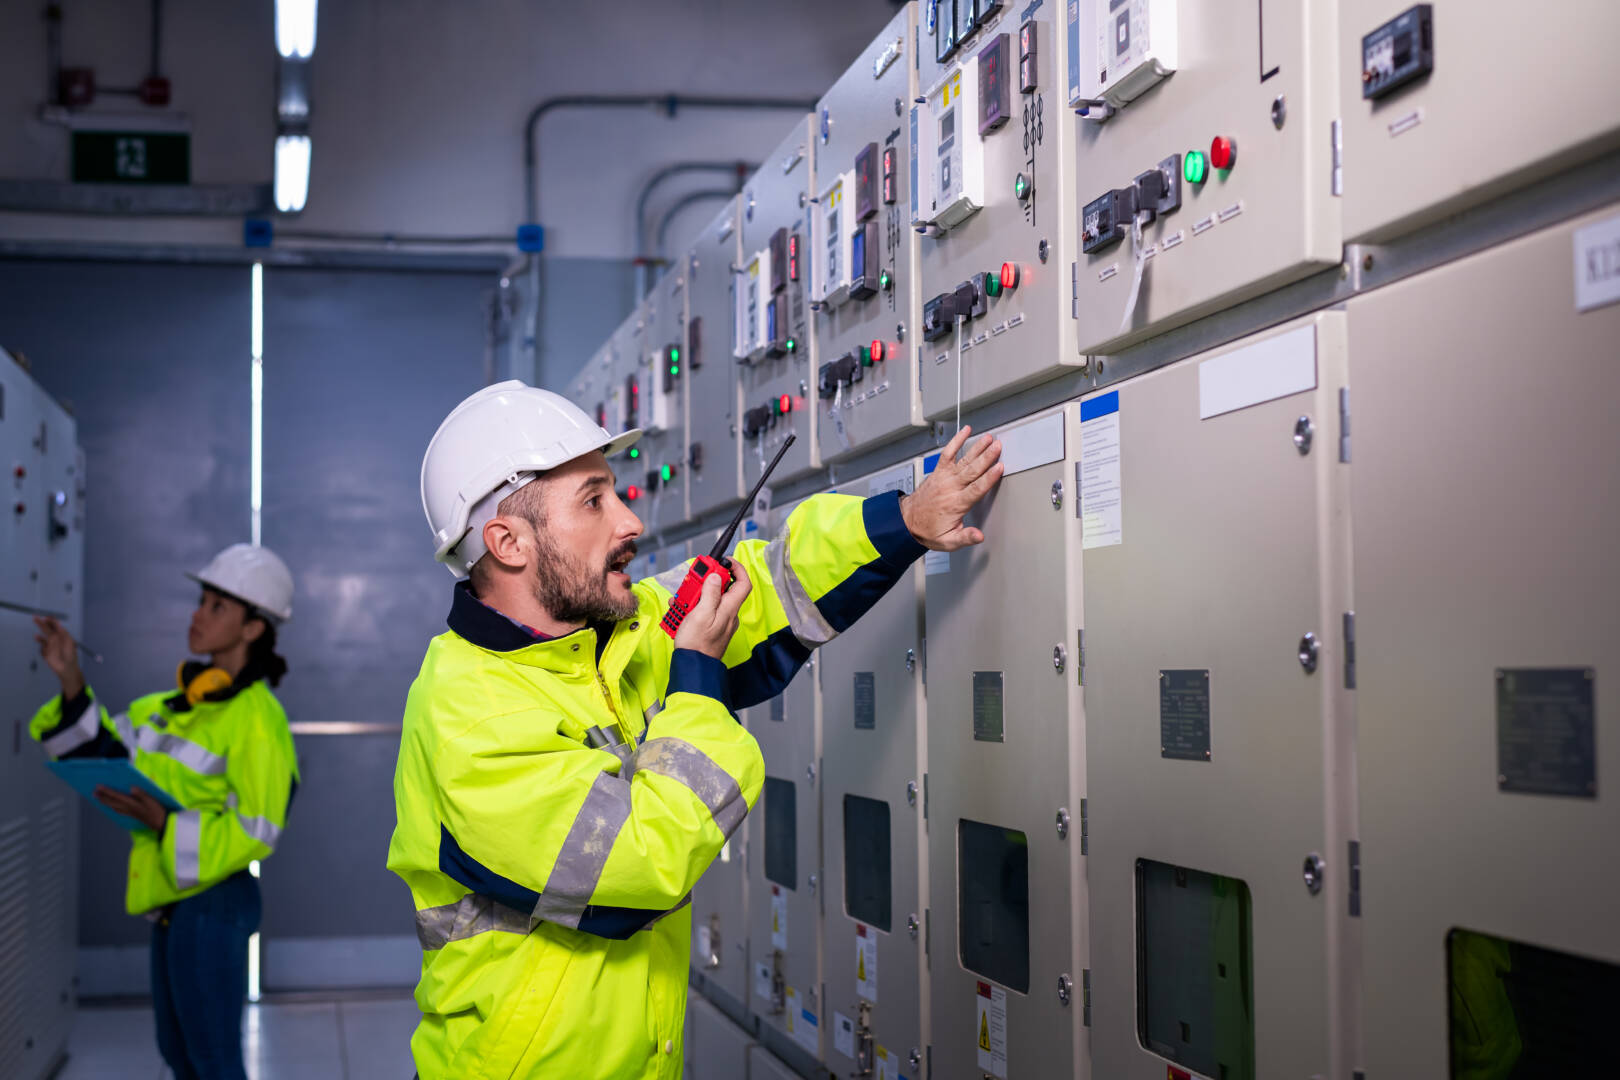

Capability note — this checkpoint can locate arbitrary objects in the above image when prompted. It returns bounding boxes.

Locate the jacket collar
[446,580,656,679]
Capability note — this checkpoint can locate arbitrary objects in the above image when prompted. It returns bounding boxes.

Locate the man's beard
[530,531,639,625]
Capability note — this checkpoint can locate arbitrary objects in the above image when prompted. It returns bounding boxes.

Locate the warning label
[856,922,879,1002]
[874,1044,895,1080]
[784,987,819,1053]
[975,981,1007,1078]
[771,885,788,949]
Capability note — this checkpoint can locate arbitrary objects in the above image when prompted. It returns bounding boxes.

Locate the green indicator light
[785,338,796,352]
[984,270,1002,297]
[628,448,640,460]
[670,347,680,363]
[660,464,672,482]
[859,346,872,367]
[1013,173,1029,199]
[1184,151,1207,185]
[669,364,679,375]
[879,269,892,290]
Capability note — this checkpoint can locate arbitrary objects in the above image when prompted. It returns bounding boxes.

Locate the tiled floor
[58,995,420,1080]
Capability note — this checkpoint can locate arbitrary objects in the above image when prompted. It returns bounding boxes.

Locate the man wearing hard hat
[389,381,1003,1079]
[31,543,300,1080]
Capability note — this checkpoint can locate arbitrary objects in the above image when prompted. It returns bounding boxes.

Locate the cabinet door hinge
[1338,386,1352,463]
[1349,839,1362,917]
[1080,797,1089,856]
[1082,968,1092,1026]
[1343,611,1357,690]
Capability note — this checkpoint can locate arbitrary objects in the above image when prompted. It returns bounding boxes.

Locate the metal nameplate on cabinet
[1495,668,1596,799]
[853,671,877,730]
[972,671,1004,743]
[1159,669,1211,761]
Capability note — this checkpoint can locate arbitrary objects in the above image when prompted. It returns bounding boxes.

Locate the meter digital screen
[850,228,866,283]
[854,142,879,222]
[881,146,897,204]
[978,33,1011,134]
[934,0,958,61]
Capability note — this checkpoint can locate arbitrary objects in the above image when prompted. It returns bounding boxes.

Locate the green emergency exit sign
[71,131,190,184]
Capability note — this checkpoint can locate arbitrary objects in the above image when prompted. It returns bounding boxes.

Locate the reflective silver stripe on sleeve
[237,814,282,850]
[765,534,839,648]
[651,561,693,596]
[632,737,747,839]
[415,892,533,952]
[531,771,632,928]
[134,726,228,776]
[172,810,202,890]
[114,712,136,755]
[41,697,103,757]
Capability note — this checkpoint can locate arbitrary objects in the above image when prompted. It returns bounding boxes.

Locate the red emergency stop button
[999,262,1020,290]
[1210,135,1237,170]
[870,340,885,363]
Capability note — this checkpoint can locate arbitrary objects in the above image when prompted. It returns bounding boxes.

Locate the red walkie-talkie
[661,433,797,638]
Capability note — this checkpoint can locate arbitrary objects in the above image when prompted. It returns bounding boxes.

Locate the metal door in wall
[258,265,491,989]
[924,407,1083,1080]
[1082,313,1356,1080]
[743,498,824,1063]
[1349,204,1620,1077]
[819,462,927,1080]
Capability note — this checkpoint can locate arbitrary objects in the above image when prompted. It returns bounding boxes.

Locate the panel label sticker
[1497,668,1596,798]
[856,922,879,1001]
[874,1043,897,1080]
[1198,322,1317,419]
[994,410,1065,477]
[1160,669,1212,761]
[771,885,789,949]
[785,987,819,1052]
[854,672,877,730]
[925,549,952,575]
[834,1011,856,1058]
[771,694,786,724]
[755,961,774,1002]
[1080,391,1122,549]
[1574,213,1620,313]
[976,980,1008,1078]
[972,671,1005,743]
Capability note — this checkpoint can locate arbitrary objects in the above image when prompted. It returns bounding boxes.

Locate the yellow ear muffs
[176,662,234,705]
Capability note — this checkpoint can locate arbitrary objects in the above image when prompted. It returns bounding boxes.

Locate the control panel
[684,197,745,518]
[1068,0,1341,354]
[736,117,819,488]
[913,0,1082,420]
[636,269,688,531]
[1339,0,1620,242]
[812,4,923,461]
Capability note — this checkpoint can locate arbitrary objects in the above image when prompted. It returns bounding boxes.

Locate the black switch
[1081,187,1136,254]
[689,442,704,471]
[923,292,958,341]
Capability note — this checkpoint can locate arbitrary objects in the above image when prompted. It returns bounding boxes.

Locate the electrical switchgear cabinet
[818,461,927,1080]
[914,0,1082,421]
[1338,0,1620,243]
[812,4,925,462]
[0,348,83,1080]
[737,119,821,490]
[1068,0,1341,355]
[685,198,746,520]
[636,270,689,533]
[1350,203,1620,1077]
[924,406,1086,1079]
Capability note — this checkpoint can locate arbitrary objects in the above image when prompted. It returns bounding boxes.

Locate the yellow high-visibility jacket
[387,491,926,1080]
[31,670,299,915]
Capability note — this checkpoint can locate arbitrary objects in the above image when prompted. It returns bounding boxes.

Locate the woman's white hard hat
[186,544,295,623]
[421,380,640,578]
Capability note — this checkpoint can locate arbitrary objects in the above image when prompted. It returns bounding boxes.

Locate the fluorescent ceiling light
[276,0,318,59]
[274,134,311,213]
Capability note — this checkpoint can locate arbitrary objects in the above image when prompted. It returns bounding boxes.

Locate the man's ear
[482,515,530,571]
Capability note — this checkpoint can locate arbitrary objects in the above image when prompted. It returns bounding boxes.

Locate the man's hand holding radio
[673,561,753,659]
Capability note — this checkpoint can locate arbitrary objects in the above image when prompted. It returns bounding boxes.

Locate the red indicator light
[999,262,1020,290]
[625,486,641,501]
[778,393,792,414]
[1210,135,1237,170]
[788,234,800,282]
[870,340,885,363]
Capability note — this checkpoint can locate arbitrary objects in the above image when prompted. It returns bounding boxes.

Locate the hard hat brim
[183,572,292,624]
[602,429,642,458]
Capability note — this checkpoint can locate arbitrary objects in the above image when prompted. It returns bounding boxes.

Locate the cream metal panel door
[1348,203,1620,1076]
[1081,312,1356,1080]
[685,198,745,519]
[925,405,1084,1079]
[743,497,824,1062]
[819,461,927,1080]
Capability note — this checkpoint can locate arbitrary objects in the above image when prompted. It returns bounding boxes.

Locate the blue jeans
[150,870,261,1080]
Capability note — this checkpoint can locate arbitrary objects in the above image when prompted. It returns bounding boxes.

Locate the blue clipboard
[46,758,183,832]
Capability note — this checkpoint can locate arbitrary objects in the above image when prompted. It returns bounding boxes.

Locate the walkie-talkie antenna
[711,433,796,559]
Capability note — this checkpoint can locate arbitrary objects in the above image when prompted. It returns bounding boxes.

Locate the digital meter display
[978,33,1011,134]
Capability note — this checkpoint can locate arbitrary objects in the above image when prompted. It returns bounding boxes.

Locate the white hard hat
[186,544,295,623]
[421,380,641,578]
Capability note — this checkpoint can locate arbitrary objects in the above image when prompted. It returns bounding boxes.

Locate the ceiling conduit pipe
[517,93,813,385]
[633,160,753,298]
[655,188,739,259]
